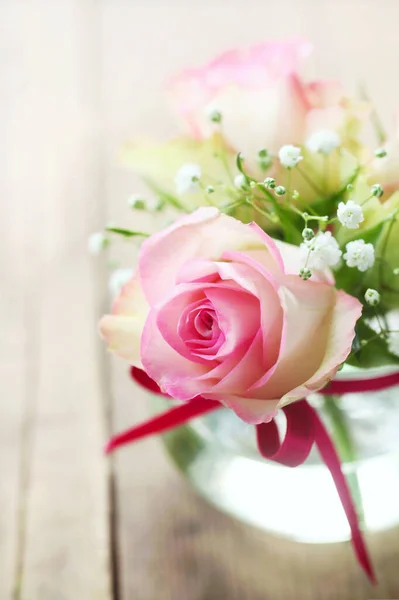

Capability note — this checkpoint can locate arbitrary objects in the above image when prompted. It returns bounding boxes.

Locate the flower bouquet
[96,40,399,582]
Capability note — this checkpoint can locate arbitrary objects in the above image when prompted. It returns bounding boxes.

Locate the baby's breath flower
[88,232,109,255]
[128,194,146,210]
[375,147,387,158]
[109,268,134,298]
[264,177,276,189]
[364,288,380,306]
[175,164,202,195]
[234,174,249,190]
[206,105,222,123]
[275,185,286,196]
[306,130,341,154]
[371,183,384,198]
[278,145,303,168]
[206,185,215,194]
[147,197,164,211]
[257,148,272,170]
[343,240,375,272]
[337,200,364,229]
[302,227,314,241]
[299,267,312,280]
[301,231,342,270]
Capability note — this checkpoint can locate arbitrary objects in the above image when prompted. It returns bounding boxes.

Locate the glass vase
[150,366,399,543]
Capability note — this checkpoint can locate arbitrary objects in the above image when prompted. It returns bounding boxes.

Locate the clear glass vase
[150,366,399,543]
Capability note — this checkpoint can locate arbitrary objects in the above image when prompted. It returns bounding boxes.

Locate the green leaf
[106,227,150,238]
[143,178,185,211]
[346,320,399,368]
[236,153,246,175]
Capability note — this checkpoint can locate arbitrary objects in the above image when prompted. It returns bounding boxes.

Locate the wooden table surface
[2,1,399,598]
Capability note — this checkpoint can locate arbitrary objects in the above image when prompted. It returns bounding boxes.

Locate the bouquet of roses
[95,40,399,582]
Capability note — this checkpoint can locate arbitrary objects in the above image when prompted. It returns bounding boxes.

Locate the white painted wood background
[1,1,399,598]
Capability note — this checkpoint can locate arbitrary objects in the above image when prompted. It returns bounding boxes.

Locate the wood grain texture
[102,1,399,599]
[1,1,111,599]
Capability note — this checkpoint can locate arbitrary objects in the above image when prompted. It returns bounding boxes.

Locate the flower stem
[322,395,365,526]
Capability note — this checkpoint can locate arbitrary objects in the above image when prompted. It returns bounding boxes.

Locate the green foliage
[347,320,399,368]
[106,226,149,238]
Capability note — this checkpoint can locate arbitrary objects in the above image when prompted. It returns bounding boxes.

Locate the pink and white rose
[100,207,362,424]
[169,39,364,158]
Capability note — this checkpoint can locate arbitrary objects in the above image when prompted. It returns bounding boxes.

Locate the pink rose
[169,39,351,157]
[100,208,362,424]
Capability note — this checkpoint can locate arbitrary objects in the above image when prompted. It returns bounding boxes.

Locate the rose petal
[99,274,149,366]
[203,286,260,358]
[139,208,263,305]
[212,394,279,425]
[99,315,145,367]
[250,276,336,397]
[278,289,362,406]
[141,308,209,399]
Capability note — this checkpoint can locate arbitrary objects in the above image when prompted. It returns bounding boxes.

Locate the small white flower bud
[300,231,342,270]
[375,147,387,158]
[234,174,249,190]
[109,268,134,298]
[292,190,300,200]
[346,183,354,192]
[128,194,146,210]
[175,164,202,195]
[264,177,276,189]
[206,106,222,123]
[299,267,312,280]
[343,239,375,272]
[337,200,364,229]
[306,130,341,154]
[275,185,286,196]
[257,148,272,169]
[364,288,380,306]
[302,227,315,241]
[371,183,384,198]
[146,197,164,211]
[206,185,215,194]
[249,181,257,189]
[88,232,109,256]
[278,145,303,168]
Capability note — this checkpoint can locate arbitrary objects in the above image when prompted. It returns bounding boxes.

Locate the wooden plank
[101,0,399,598]
[0,292,25,599]
[0,6,31,597]
[20,256,111,600]
[0,1,112,598]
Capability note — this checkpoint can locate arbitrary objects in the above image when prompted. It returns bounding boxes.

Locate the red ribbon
[105,366,399,583]
[323,370,399,395]
[105,396,220,454]
[257,401,375,583]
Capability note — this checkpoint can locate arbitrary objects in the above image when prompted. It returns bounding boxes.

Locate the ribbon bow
[106,367,399,583]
